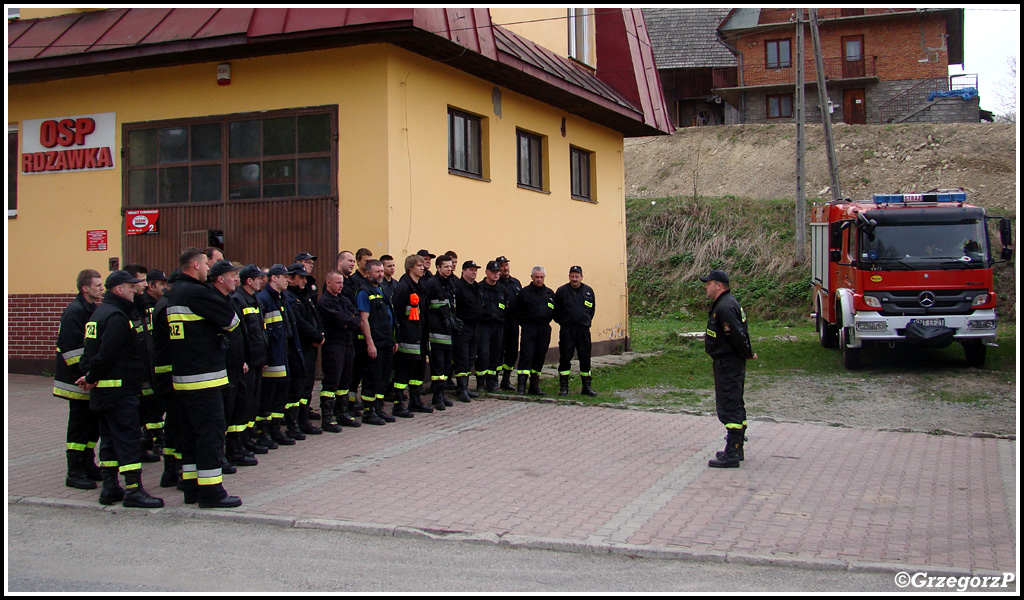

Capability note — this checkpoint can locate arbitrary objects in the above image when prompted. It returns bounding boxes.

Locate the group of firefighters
[53,246,599,509]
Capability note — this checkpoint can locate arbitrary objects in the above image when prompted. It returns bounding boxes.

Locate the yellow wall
[17,8,103,20]
[490,8,569,58]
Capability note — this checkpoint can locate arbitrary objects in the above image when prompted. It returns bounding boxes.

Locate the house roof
[642,8,735,69]
[8,7,672,136]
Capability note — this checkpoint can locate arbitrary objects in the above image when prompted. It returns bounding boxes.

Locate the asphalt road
[11,503,1014,594]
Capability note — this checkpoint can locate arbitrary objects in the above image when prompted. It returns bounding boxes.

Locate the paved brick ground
[7,373,1016,574]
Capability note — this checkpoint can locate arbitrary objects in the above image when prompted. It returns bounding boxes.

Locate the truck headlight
[863,295,882,308]
[971,294,989,307]
[856,321,887,332]
[968,320,996,330]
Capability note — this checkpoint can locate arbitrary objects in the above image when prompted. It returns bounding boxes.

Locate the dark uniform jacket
[423,273,457,347]
[392,274,426,356]
[515,283,556,324]
[81,291,147,409]
[150,294,174,395]
[317,290,362,346]
[222,291,247,374]
[380,277,397,304]
[166,274,240,392]
[53,294,97,401]
[256,286,299,380]
[498,276,523,321]
[704,290,754,359]
[231,286,269,370]
[356,279,396,346]
[454,277,483,324]
[478,280,507,324]
[287,284,324,350]
[554,283,596,328]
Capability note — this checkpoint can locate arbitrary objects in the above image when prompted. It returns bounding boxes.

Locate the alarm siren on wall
[217,63,231,86]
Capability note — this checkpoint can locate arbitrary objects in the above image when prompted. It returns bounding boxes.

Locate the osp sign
[21,112,116,174]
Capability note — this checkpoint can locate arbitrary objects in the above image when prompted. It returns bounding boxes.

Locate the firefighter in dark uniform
[514,266,556,396]
[77,270,164,508]
[55,268,104,490]
[475,261,507,393]
[150,270,182,488]
[231,265,271,454]
[256,264,298,448]
[423,254,457,410]
[294,251,321,421]
[453,260,483,402]
[286,262,324,438]
[166,249,242,508]
[356,259,397,425]
[336,250,363,422]
[317,269,363,431]
[700,270,757,469]
[389,254,430,417]
[139,269,168,459]
[554,265,598,397]
[495,256,522,391]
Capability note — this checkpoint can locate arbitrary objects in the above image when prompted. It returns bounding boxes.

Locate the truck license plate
[912,318,945,327]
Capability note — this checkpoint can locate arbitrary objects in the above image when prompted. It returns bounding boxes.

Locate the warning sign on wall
[86,230,108,251]
[126,209,160,236]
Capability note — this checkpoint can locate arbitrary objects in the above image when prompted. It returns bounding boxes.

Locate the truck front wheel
[817,300,838,349]
[964,341,987,368]
[841,327,861,370]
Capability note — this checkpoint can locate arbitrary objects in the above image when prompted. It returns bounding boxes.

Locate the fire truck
[810,190,1012,369]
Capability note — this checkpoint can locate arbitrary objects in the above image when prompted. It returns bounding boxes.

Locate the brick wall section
[8,293,75,361]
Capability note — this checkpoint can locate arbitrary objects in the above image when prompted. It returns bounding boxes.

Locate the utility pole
[795,9,806,263]
[810,8,842,201]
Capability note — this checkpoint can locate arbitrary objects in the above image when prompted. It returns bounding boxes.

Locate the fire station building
[7,7,672,373]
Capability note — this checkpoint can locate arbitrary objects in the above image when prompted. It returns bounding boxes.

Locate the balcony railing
[714,56,877,89]
[878,74,979,123]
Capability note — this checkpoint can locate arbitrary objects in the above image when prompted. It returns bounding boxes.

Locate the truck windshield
[859,220,988,269]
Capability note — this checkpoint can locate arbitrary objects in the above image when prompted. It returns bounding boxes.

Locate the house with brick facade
[712,8,977,125]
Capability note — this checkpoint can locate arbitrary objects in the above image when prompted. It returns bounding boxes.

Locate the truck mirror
[1001,247,1012,261]
[999,218,1012,246]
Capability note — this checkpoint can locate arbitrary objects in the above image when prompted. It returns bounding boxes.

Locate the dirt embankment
[624,122,1016,216]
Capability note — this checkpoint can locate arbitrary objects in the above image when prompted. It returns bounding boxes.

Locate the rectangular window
[516,129,543,191]
[448,108,483,178]
[767,94,794,119]
[766,39,792,69]
[570,146,593,202]
[8,124,17,217]
[568,8,592,66]
[124,107,335,206]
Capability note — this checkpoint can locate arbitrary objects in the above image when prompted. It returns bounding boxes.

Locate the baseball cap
[146,269,168,283]
[106,270,143,288]
[209,260,241,280]
[294,252,317,262]
[495,256,510,264]
[240,264,268,281]
[287,262,311,276]
[267,264,289,277]
[569,265,583,275]
[462,260,481,270]
[486,260,501,272]
[417,249,436,259]
[699,269,730,285]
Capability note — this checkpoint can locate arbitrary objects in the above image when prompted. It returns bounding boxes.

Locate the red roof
[9,8,671,136]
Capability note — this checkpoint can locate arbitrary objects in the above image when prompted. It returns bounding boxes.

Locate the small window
[767,94,794,119]
[568,8,593,66]
[448,108,483,178]
[766,39,792,69]
[570,146,593,202]
[8,124,17,217]
[516,129,543,191]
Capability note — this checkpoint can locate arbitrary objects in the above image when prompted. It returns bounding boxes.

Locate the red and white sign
[21,112,116,174]
[86,230,108,251]
[126,209,160,236]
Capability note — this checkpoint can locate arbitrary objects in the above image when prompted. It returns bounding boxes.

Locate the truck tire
[841,327,861,370]
[817,300,838,349]
[964,341,986,368]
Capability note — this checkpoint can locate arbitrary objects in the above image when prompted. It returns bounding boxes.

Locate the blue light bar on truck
[872,191,967,204]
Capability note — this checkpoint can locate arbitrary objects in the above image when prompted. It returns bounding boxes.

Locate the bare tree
[993,56,1017,123]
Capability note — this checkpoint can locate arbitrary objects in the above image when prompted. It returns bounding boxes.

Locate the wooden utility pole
[810,8,842,201]
[795,9,806,263]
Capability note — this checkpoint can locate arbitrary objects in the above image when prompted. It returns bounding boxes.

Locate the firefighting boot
[708,429,744,468]
[516,373,529,395]
[373,396,395,423]
[430,383,446,411]
[150,428,165,458]
[140,429,161,463]
[244,428,269,454]
[485,374,498,393]
[320,397,343,433]
[558,375,570,397]
[269,419,296,445]
[285,407,306,440]
[83,447,103,482]
[392,391,415,419]
[226,436,258,467]
[298,403,323,435]
[456,377,472,403]
[160,455,180,488]
[122,471,165,509]
[715,426,747,462]
[198,484,243,509]
[362,400,386,426]
[580,376,598,398]
[98,467,125,505]
[66,451,97,490]
[258,421,280,449]
[409,387,434,413]
[339,399,361,427]
[528,374,542,396]
[500,369,515,392]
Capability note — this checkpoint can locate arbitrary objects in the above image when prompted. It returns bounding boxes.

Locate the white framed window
[568,8,593,66]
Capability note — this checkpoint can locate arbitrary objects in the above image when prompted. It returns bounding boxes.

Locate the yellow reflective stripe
[96,379,122,388]
[320,391,336,399]
[173,370,228,391]
[61,348,85,364]
[174,377,229,391]
[263,365,287,378]
[579,371,591,377]
[270,412,284,419]
[498,303,505,310]
[225,313,240,332]
[242,306,261,316]
[141,388,154,396]
[299,398,310,406]
[198,475,223,486]
[547,302,554,309]
[67,442,88,451]
[145,422,165,430]
[393,383,408,390]
[584,301,593,308]
[706,329,717,338]
[409,379,424,386]
[725,423,745,429]
[118,463,142,473]
[155,364,172,374]
[559,370,571,376]
[53,382,90,400]
[99,460,119,468]
[263,311,283,325]
[285,401,300,409]
[167,308,205,322]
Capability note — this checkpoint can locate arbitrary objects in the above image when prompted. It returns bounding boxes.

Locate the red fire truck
[811,190,1012,369]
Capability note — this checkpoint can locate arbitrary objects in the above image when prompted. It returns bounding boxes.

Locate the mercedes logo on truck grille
[918,291,936,308]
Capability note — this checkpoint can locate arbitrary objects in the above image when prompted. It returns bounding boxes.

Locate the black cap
[287,262,311,276]
[569,265,583,275]
[267,264,289,277]
[417,249,436,259]
[167,269,183,284]
[294,252,317,262]
[495,256,510,264]
[486,260,501,272]
[240,264,268,281]
[699,269,730,285]
[209,260,241,280]
[106,270,143,288]
[146,269,168,283]
[462,260,481,270]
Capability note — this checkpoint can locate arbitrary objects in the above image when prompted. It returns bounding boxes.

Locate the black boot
[708,429,744,468]
[219,453,237,475]
[410,387,434,413]
[299,403,323,435]
[98,467,125,505]
[122,471,164,509]
[269,419,296,445]
[198,485,243,509]
[581,376,598,398]
[715,426,747,462]
[430,384,446,411]
[500,370,515,391]
[258,422,280,449]
[160,455,180,488]
[83,447,103,481]
[227,436,258,467]
[376,397,397,423]
[392,391,415,418]
[362,400,386,425]
[558,375,570,396]
[456,377,472,403]
[66,451,97,490]
[516,373,529,395]
[244,429,269,454]
[528,374,542,396]
[485,374,498,393]
[321,397,343,433]
[285,406,306,440]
